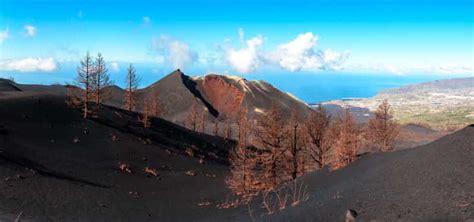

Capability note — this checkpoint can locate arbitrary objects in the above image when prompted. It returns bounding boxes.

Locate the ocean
[1,64,465,104]
[245,73,458,103]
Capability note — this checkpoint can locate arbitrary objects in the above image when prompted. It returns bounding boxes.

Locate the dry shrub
[110,133,119,142]
[216,195,243,209]
[205,173,217,178]
[185,148,195,157]
[199,157,206,164]
[197,201,212,207]
[119,162,132,173]
[258,179,309,214]
[275,189,289,210]
[185,170,197,176]
[138,137,152,145]
[262,190,276,215]
[290,179,309,206]
[144,167,159,177]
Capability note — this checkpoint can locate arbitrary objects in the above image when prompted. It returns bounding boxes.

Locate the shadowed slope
[0,93,236,221]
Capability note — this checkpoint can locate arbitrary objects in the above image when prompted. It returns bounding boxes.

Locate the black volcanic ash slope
[0,77,473,222]
[268,124,474,221]
[0,94,236,221]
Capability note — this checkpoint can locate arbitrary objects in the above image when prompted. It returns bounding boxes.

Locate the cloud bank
[224,31,350,73]
[0,58,58,72]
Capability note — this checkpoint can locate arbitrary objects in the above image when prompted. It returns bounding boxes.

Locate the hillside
[268,124,474,221]
[0,93,236,221]
[0,76,448,149]
[0,93,472,221]
[136,70,312,130]
[324,77,474,130]
[0,79,473,221]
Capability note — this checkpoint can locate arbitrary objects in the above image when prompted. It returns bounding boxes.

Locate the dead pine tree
[140,96,153,128]
[366,100,399,151]
[91,53,111,108]
[74,52,94,119]
[187,102,198,131]
[149,93,161,118]
[288,110,303,180]
[254,103,289,190]
[199,110,206,133]
[224,117,233,139]
[213,119,220,136]
[304,105,331,169]
[332,110,361,170]
[237,106,249,148]
[226,106,259,201]
[124,64,140,111]
[226,134,258,201]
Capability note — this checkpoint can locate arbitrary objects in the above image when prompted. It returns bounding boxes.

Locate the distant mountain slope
[0,78,68,95]
[382,77,474,94]
[1,70,311,130]
[108,70,312,134]
[0,78,22,92]
[325,77,474,130]
[191,73,311,120]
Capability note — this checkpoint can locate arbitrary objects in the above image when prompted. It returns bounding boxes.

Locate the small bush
[119,162,132,173]
[144,167,159,177]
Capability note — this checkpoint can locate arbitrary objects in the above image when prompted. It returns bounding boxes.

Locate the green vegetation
[395,106,474,130]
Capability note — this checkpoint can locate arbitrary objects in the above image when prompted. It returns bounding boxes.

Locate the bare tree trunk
[84,71,89,119]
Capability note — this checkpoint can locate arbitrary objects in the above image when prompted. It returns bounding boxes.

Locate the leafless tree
[124,64,140,111]
[366,100,399,151]
[199,110,206,133]
[74,52,94,119]
[304,105,331,169]
[226,140,258,200]
[91,53,111,106]
[187,102,198,131]
[288,110,304,180]
[148,93,161,118]
[254,103,289,190]
[224,117,233,139]
[213,119,220,136]
[140,96,153,128]
[238,106,249,148]
[331,110,361,170]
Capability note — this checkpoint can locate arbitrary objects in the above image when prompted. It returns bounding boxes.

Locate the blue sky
[0,0,473,96]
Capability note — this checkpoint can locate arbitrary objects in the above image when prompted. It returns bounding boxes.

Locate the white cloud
[109,62,120,72]
[434,63,474,75]
[24,25,37,37]
[0,28,10,43]
[0,58,58,72]
[345,62,474,76]
[226,35,264,73]
[268,32,349,71]
[152,36,198,69]
[222,32,349,73]
[238,27,245,43]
